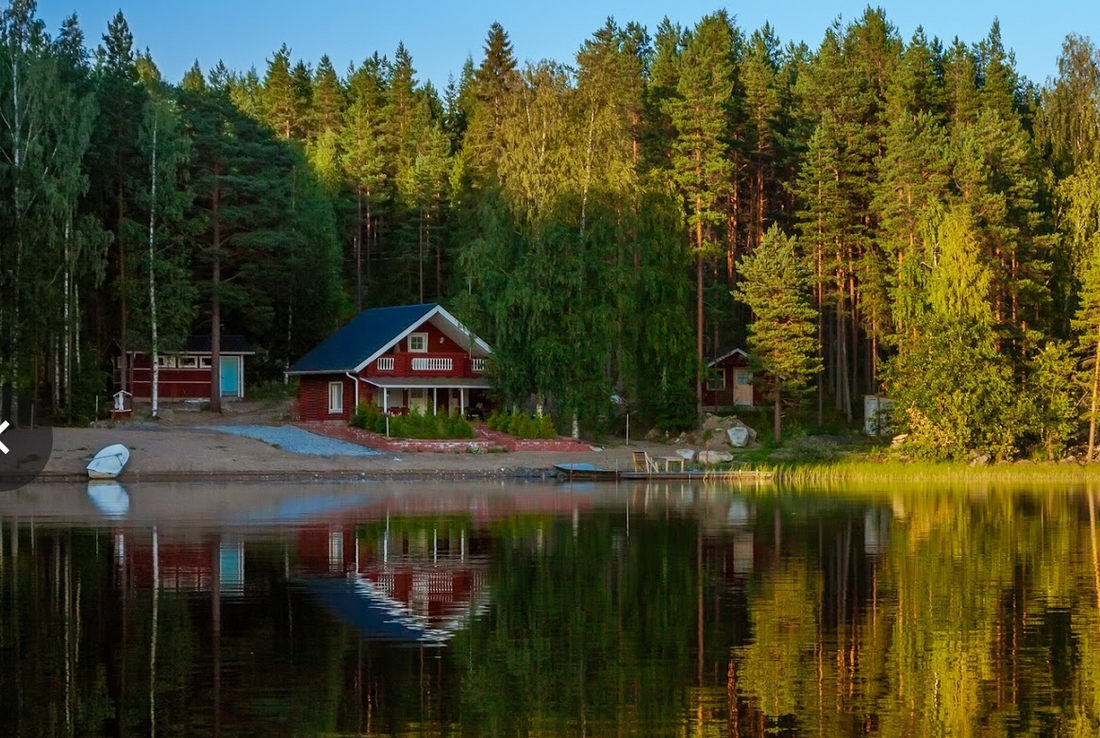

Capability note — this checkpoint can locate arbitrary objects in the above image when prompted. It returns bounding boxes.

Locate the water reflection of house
[297,524,492,643]
[120,533,245,594]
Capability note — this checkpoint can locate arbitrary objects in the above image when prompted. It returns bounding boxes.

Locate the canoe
[87,444,130,479]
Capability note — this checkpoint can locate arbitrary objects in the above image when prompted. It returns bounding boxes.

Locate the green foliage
[735,226,821,440]
[6,4,1100,461]
[487,410,557,439]
[883,316,1026,460]
[349,402,475,439]
[1018,342,1080,460]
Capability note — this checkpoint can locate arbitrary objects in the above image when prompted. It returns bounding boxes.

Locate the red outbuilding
[111,334,254,402]
[704,348,761,410]
[286,303,493,422]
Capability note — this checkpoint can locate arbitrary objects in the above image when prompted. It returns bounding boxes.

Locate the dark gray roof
[113,334,254,355]
[287,303,437,375]
[184,334,255,354]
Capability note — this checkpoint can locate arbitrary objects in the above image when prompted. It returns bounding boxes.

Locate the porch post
[383,387,388,412]
[460,388,466,416]
[433,387,438,415]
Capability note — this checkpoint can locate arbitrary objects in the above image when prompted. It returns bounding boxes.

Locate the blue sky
[36,0,1095,89]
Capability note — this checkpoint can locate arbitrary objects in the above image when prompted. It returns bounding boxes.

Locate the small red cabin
[704,348,761,410]
[111,335,254,401]
[286,303,492,423]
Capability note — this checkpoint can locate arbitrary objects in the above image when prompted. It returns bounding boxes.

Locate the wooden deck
[553,464,774,483]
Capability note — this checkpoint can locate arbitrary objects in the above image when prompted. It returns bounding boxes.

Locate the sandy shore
[40,423,683,482]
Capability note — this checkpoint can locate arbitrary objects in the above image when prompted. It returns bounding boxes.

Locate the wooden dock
[553,463,774,483]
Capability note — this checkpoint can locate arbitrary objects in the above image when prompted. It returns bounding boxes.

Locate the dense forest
[3,0,1100,459]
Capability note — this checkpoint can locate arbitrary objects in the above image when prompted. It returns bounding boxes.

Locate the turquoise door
[220,357,239,397]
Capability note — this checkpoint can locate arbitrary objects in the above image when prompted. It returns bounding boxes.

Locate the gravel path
[205,425,383,457]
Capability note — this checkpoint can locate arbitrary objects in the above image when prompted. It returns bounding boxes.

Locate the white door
[408,388,428,414]
[734,370,753,406]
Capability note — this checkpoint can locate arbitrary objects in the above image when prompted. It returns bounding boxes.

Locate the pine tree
[342,56,390,309]
[667,11,737,422]
[735,226,820,441]
[85,10,148,397]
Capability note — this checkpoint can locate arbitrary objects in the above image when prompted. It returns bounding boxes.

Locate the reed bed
[767,459,1100,490]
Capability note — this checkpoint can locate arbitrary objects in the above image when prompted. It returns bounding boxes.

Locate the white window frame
[328,381,344,414]
[199,356,212,369]
[157,355,177,368]
[735,369,750,386]
[408,332,428,353]
[179,356,199,369]
[706,368,726,391]
[376,356,395,371]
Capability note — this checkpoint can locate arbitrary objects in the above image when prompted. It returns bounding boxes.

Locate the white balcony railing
[377,357,395,371]
[412,357,452,371]
[472,358,487,373]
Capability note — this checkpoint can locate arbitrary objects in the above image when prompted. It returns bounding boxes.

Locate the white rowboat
[87,444,130,479]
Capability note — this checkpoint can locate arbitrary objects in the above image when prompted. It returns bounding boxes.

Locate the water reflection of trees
[1,487,1099,735]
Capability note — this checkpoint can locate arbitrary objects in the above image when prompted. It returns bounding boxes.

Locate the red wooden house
[704,348,760,409]
[111,335,254,401]
[286,303,493,422]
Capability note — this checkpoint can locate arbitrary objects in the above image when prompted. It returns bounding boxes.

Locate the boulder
[697,450,734,464]
[969,454,990,467]
[675,448,696,460]
[727,426,751,447]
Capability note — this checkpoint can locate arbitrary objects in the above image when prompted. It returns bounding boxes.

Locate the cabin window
[408,332,428,353]
[179,356,198,369]
[199,356,212,368]
[157,356,177,368]
[735,369,750,386]
[706,369,726,391]
[328,381,344,414]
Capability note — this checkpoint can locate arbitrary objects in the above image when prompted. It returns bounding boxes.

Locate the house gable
[287,303,491,376]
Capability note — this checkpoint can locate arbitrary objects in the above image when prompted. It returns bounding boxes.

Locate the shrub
[487,409,557,439]
[351,403,474,439]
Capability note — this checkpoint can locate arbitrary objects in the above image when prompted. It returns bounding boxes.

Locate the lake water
[1,479,1098,737]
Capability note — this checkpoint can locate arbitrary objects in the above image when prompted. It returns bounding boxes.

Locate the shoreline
[26,424,678,484]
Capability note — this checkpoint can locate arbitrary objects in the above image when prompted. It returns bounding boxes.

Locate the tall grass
[771,459,1100,490]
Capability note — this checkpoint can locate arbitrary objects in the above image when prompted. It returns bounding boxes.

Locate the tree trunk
[696,202,704,426]
[119,180,128,396]
[149,116,160,418]
[355,189,363,311]
[210,179,222,413]
[773,382,782,443]
[1089,321,1100,461]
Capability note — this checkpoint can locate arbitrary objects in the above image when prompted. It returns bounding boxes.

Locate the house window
[328,381,344,414]
[408,332,428,353]
[157,356,177,368]
[377,357,395,371]
[735,370,750,386]
[180,356,198,369]
[706,369,726,391]
[199,356,212,369]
